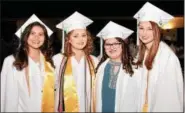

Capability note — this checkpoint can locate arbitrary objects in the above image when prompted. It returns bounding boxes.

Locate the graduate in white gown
[1,14,55,112]
[133,2,183,112]
[53,11,99,112]
[95,21,140,112]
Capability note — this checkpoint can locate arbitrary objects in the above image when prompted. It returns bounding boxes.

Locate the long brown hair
[63,29,94,57]
[96,38,134,76]
[134,21,161,70]
[13,22,54,70]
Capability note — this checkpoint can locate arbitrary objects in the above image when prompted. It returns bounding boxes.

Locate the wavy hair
[96,38,134,76]
[63,29,94,57]
[13,22,54,70]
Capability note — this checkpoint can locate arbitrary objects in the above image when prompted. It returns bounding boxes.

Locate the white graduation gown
[1,55,46,112]
[95,58,141,112]
[137,41,183,112]
[52,54,99,112]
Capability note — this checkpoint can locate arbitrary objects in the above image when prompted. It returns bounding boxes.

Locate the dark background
[1,0,184,72]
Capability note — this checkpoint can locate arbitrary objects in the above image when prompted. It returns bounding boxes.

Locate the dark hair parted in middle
[13,21,54,70]
[96,37,134,76]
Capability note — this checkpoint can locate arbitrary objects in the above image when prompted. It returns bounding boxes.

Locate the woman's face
[68,29,88,50]
[104,38,122,60]
[138,21,154,45]
[27,25,45,50]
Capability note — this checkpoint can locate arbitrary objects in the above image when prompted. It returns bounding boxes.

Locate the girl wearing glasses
[95,21,140,112]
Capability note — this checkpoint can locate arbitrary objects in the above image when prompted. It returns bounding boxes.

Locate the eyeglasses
[104,43,121,49]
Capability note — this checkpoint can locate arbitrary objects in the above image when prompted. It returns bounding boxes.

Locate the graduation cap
[133,2,174,45]
[96,21,134,58]
[15,14,53,38]
[133,2,174,26]
[56,11,93,53]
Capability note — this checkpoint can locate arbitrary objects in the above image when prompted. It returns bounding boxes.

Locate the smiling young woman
[1,14,55,112]
[53,11,99,112]
[133,2,183,112]
[95,21,140,112]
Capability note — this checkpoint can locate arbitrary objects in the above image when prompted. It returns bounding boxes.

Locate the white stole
[71,56,91,112]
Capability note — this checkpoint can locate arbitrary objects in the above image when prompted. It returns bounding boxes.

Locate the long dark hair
[134,21,161,70]
[13,22,54,70]
[95,37,134,76]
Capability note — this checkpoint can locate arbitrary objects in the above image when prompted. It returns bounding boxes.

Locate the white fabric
[56,11,93,34]
[96,21,134,40]
[52,54,99,112]
[133,2,174,27]
[71,56,88,112]
[15,14,53,38]
[137,41,183,112]
[95,58,141,112]
[1,54,48,112]
[65,22,86,34]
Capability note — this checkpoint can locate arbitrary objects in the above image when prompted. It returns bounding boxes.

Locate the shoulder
[3,55,15,65]
[90,55,98,60]
[53,53,64,60]
[156,42,182,76]
[52,53,65,67]
[160,41,176,55]
[89,55,99,66]
[160,41,179,62]
[96,58,110,73]
[168,51,181,67]
[1,55,15,73]
[52,53,64,62]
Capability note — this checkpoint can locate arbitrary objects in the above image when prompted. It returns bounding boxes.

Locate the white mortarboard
[133,2,174,27]
[97,21,134,40]
[133,2,174,45]
[96,21,134,59]
[56,11,93,53]
[15,14,53,38]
